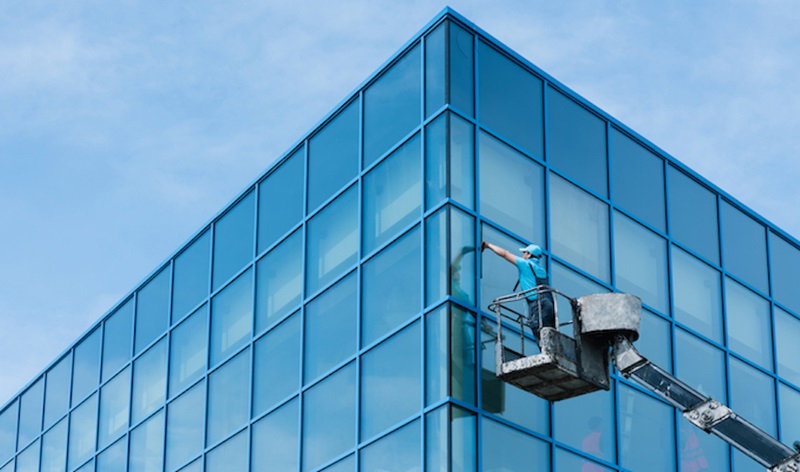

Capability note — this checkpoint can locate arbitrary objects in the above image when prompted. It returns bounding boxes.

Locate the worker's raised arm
[481,241,517,265]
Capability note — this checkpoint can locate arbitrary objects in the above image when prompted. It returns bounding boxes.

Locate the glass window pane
[40,418,67,472]
[212,191,255,291]
[72,327,101,406]
[131,338,167,425]
[668,167,719,264]
[102,300,132,383]
[169,305,207,398]
[425,113,447,210]
[15,440,39,472]
[166,382,205,472]
[425,306,448,406]
[779,383,800,447]
[554,387,616,463]
[18,377,44,449]
[44,354,71,429]
[68,394,98,471]
[776,307,800,386]
[477,41,543,158]
[308,100,359,212]
[253,313,300,416]
[306,185,358,295]
[361,322,421,441]
[258,147,304,251]
[0,401,17,465]
[672,248,723,342]
[556,448,613,472]
[96,437,126,472]
[425,207,477,307]
[207,349,249,446]
[426,395,477,472]
[452,306,477,406]
[363,133,421,253]
[613,212,669,314]
[726,279,772,369]
[129,410,164,472]
[680,417,729,472]
[251,397,298,471]
[425,209,447,306]
[730,357,776,435]
[550,262,608,338]
[721,201,768,293]
[177,460,199,472]
[425,22,445,118]
[255,229,302,333]
[302,363,356,472]
[770,232,800,315]
[205,430,247,472]
[360,420,420,472]
[364,45,421,167]
[304,275,356,385]
[425,406,447,471]
[619,384,675,472]
[639,309,672,372]
[321,456,354,472]
[450,22,474,117]
[610,128,666,232]
[210,268,252,367]
[482,418,549,471]
[451,114,475,210]
[135,267,170,354]
[551,174,610,282]
[675,329,726,400]
[172,230,210,323]
[479,225,528,317]
[547,87,607,197]
[361,227,421,346]
[0,460,13,472]
[98,367,130,449]
[425,113,475,212]
[479,131,545,244]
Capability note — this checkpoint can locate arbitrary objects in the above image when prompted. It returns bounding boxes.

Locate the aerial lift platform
[490,287,800,472]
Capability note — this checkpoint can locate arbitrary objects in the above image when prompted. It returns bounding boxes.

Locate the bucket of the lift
[575,293,641,342]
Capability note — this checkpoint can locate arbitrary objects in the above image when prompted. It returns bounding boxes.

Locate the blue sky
[1,0,799,404]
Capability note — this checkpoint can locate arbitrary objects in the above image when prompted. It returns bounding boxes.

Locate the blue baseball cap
[519,244,543,258]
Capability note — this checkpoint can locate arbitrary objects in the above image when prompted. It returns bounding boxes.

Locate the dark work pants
[526,295,555,342]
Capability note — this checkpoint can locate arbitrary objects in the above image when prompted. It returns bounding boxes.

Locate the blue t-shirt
[515,256,547,300]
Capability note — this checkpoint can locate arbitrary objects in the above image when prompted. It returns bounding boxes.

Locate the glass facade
[1,9,799,472]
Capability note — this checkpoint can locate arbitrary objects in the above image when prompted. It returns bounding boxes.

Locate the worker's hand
[481,241,488,251]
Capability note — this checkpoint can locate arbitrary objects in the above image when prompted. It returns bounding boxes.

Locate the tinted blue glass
[304,274,356,384]
[172,230,210,323]
[776,307,800,386]
[425,209,447,306]
[0,460,13,472]
[253,313,300,416]
[779,384,800,447]
[102,300,132,383]
[361,322,421,441]
[0,401,17,464]
[72,330,100,407]
[613,212,669,313]
[255,228,302,333]
[639,309,672,372]
[15,439,39,472]
[450,22,474,116]
[452,306,477,405]
[40,418,67,472]
[425,113,447,210]
[733,448,765,472]
[721,201,768,293]
[770,232,800,315]
[210,268,252,366]
[306,185,357,295]
[74,458,94,472]
[672,248,723,342]
[135,267,170,354]
[554,386,616,463]
[424,22,445,117]
[619,384,675,471]
[550,262,609,338]
[207,349,249,446]
[556,448,612,472]
[425,406,447,470]
[68,394,98,470]
[425,207,476,307]
[44,353,71,429]
[302,363,356,472]
[166,382,205,472]
[177,460,200,472]
[252,397,299,471]
[98,367,130,449]
[680,417,729,472]
[258,147,304,252]
[360,420,420,471]
[479,131,545,244]
[478,41,543,158]
[205,430,247,472]
[212,191,255,291]
[17,377,43,449]
[129,410,164,472]
[308,100,359,212]
[668,167,719,264]
[675,329,726,400]
[479,225,529,317]
[451,114,475,209]
[425,306,448,406]
[482,418,549,471]
[551,174,610,282]
[131,338,167,424]
[610,128,666,232]
[427,403,477,471]
[364,45,421,167]
[169,305,207,397]
[96,437,126,472]
[726,278,772,369]
[730,357,777,435]
[361,227,421,346]
[363,133,421,253]
[547,87,608,197]
[321,456,354,472]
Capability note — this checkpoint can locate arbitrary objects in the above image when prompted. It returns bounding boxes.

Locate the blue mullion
[296,136,309,472]
[419,36,430,466]
[353,89,364,472]
[472,31,485,470]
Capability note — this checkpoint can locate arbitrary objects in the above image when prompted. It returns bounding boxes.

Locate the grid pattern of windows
[2,9,800,472]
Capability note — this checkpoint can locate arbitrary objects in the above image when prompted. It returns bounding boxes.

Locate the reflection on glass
[426,406,477,472]
[720,201,768,293]
[304,275,356,384]
[480,225,528,317]
[425,113,447,209]
[308,100,359,212]
[639,309,672,372]
[776,307,800,386]
[210,268,252,366]
[259,147,304,251]
[613,212,668,313]
[425,22,445,117]
[17,377,43,449]
[68,394,98,470]
[96,437,126,472]
[302,363,356,472]
[321,455,354,472]
[252,398,299,471]
[675,329,726,400]
[730,357,777,435]
[450,22,475,116]
[256,229,302,332]
[306,186,358,295]
[129,410,164,472]
[426,306,448,406]
[212,191,255,291]
[361,227,421,346]
[481,418,549,471]
[253,313,300,416]
[206,431,247,472]
[102,300,132,383]
[477,41,543,157]
[360,420,420,471]
[770,232,800,315]
[169,305,207,397]
[0,460,13,472]
[172,230,210,323]
[15,440,39,472]
[779,384,800,447]
[0,400,18,465]
[425,207,477,306]
[166,382,205,472]
[554,387,616,464]
[672,248,722,342]
[619,384,675,471]
[555,448,612,471]
[364,45,421,167]
[40,418,67,472]
[207,349,249,447]
[726,279,772,369]
[44,353,71,429]
[135,266,170,354]
[98,367,130,449]
[363,133,421,254]
[131,338,167,424]
[479,132,545,244]
[679,417,728,472]
[668,167,719,264]
[425,113,475,211]
[610,128,666,232]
